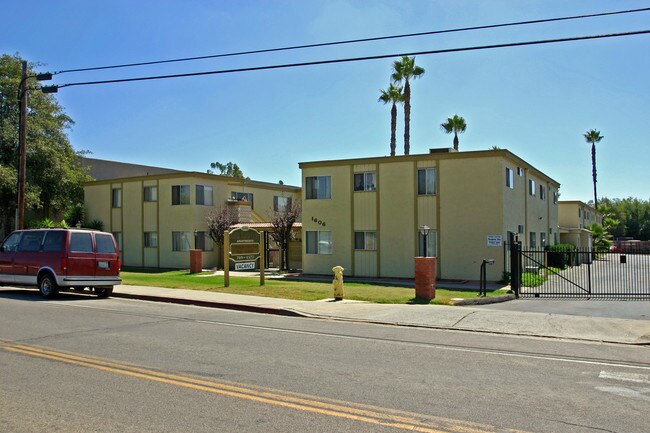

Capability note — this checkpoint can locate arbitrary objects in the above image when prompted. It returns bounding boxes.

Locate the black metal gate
[507,237,650,300]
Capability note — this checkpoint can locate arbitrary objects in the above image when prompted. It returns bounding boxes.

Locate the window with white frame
[517,167,523,176]
[539,184,546,200]
[196,185,214,206]
[506,167,514,189]
[353,172,376,192]
[417,168,436,195]
[529,179,536,196]
[305,231,332,254]
[231,191,254,208]
[354,231,376,250]
[112,188,122,208]
[144,232,158,248]
[540,232,547,247]
[305,176,331,199]
[172,185,190,205]
[172,231,192,251]
[529,232,536,248]
[195,231,213,251]
[273,195,292,211]
[143,186,157,202]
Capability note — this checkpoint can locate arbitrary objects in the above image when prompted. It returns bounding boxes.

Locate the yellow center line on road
[0,340,528,433]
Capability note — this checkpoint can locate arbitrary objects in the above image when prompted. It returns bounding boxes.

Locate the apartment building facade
[84,171,300,269]
[299,149,560,281]
[558,200,602,249]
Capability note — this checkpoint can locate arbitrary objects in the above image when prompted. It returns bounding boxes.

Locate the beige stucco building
[558,201,602,249]
[84,171,300,269]
[299,149,560,281]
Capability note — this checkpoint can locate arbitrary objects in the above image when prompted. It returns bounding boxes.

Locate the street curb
[451,294,516,306]
[112,293,309,318]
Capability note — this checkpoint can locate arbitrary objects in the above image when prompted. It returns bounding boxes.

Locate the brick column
[190,249,202,274]
[415,257,436,300]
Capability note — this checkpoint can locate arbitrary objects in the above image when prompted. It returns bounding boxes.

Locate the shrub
[545,244,576,269]
[86,219,104,231]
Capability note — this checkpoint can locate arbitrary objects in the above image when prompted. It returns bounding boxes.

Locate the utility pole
[17,61,27,230]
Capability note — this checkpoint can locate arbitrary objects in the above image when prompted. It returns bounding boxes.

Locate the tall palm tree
[440,115,467,151]
[378,83,403,157]
[583,129,604,210]
[391,56,425,155]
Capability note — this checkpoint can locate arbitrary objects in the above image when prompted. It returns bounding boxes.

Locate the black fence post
[509,234,521,298]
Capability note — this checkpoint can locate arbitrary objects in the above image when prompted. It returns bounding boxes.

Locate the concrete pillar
[415,257,436,300]
[190,249,202,274]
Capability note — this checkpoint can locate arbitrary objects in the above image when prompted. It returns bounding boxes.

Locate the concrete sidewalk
[113,285,650,345]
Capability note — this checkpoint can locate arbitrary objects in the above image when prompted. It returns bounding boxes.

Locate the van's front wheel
[38,274,59,299]
[95,287,113,298]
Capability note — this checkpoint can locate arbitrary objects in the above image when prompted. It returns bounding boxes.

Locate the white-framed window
[172,231,192,251]
[144,232,158,248]
[539,185,546,200]
[354,231,376,250]
[144,186,158,202]
[551,187,558,204]
[231,191,254,208]
[112,188,122,208]
[506,167,514,189]
[529,232,536,248]
[353,172,376,192]
[306,231,332,254]
[418,230,437,257]
[196,185,214,206]
[305,176,331,199]
[172,185,190,205]
[517,167,523,176]
[195,231,213,251]
[529,179,536,196]
[273,196,292,211]
[540,232,547,247]
[417,168,436,195]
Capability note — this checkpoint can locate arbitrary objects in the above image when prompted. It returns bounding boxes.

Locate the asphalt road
[1,291,649,433]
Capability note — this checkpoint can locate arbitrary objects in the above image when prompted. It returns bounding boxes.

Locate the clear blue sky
[3,1,649,201]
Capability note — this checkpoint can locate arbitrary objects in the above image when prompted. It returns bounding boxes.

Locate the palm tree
[378,83,403,157]
[440,115,467,151]
[391,56,425,155]
[583,129,604,210]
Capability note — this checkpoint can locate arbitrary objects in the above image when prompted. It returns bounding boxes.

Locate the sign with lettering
[487,235,503,247]
[229,226,261,263]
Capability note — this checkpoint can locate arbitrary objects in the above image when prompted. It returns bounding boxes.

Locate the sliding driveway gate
[507,240,650,300]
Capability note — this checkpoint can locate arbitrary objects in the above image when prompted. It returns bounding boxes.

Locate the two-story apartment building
[299,148,560,281]
[558,200,602,249]
[84,171,300,269]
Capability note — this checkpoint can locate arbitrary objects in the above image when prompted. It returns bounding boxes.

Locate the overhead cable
[52,7,650,75]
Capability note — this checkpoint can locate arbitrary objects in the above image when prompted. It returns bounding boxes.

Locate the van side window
[18,231,45,252]
[43,232,66,252]
[95,234,117,254]
[70,232,93,253]
[2,232,22,252]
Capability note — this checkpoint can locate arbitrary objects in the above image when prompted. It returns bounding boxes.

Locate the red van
[0,228,121,298]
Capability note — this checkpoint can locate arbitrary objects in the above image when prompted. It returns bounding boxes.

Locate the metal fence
[507,243,650,300]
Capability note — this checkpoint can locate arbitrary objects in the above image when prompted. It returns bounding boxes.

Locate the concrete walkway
[113,284,650,345]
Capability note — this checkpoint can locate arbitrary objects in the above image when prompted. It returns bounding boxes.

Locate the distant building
[299,149,560,281]
[558,201,602,249]
[84,162,300,269]
[80,157,181,180]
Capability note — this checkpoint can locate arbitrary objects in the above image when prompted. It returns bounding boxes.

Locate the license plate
[98,261,110,269]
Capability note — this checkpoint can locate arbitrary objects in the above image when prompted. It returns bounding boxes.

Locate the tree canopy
[0,54,90,235]
[598,197,650,241]
[207,161,248,179]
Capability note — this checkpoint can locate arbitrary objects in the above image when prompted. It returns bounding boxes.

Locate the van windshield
[95,234,116,254]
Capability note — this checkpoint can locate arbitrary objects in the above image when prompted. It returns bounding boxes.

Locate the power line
[53,7,650,75]
[52,30,650,90]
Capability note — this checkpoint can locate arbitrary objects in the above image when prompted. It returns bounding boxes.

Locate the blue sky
[3,1,649,201]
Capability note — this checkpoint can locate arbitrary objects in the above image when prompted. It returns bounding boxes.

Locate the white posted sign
[487,235,503,247]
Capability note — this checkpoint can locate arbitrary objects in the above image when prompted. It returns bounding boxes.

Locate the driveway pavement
[474,299,649,320]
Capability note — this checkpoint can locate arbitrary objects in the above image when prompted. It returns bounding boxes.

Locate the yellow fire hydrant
[332,266,344,301]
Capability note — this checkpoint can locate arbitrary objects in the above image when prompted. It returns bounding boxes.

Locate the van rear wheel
[95,287,113,298]
[38,274,59,299]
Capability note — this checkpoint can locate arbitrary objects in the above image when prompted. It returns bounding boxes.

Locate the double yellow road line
[0,339,526,433]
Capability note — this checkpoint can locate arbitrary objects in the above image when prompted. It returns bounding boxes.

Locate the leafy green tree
[391,56,425,155]
[598,197,650,240]
[441,115,467,151]
[583,129,603,210]
[588,223,612,250]
[378,83,403,157]
[207,161,248,179]
[0,54,90,236]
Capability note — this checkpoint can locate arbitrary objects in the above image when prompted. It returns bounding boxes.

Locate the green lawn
[120,269,506,305]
